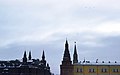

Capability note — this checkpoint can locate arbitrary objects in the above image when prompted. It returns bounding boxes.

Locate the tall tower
[62,40,72,65]
[73,42,78,64]
[60,40,73,75]
[23,51,27,63]
[41,50,46,66]
[28,51,32,60]
[42,50,45,61]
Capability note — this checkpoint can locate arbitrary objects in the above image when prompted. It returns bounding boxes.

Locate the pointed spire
[42,50,45,60]
[65,39,69,50]
[47,63,50,70]
[62,39,72,65]
[73,42,78,64]
[66,38,68,44]
[41,50,46,66]
[74,42,77,54]
[28,51,32,60]
[23,51,27,62]
[24,51,27,58]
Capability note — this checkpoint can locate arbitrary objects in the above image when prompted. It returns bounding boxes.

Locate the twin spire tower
[62,40,78,65]
[60,39,78,75]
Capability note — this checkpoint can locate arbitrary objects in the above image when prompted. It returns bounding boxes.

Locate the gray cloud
[0,0,120,74]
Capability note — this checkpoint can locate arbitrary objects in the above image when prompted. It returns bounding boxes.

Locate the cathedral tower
[60,40,73,75]
[28,51,32,60]
[41,50,46,67]
[23,51,27,63]
[73,42,78,64]
[62,40,72,65]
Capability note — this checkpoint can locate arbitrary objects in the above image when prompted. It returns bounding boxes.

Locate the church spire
[42,50,45,60]
[28,51,32,60]
[41,50,46,66]
[23,51,27,62]
[62,39,72,65]
[73,42,78,64]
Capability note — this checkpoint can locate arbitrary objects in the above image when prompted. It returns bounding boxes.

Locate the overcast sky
[0,0,120,74]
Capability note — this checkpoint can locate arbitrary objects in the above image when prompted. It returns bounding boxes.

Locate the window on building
[113,69,119,72]
[80,68,83,72]
[101,68,107,72]
[77,68,79,72]
[89,69,95,73]
[76,68,83,73]
[117,69,119,72]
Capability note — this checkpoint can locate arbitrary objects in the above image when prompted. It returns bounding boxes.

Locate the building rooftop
[75,61,120,66]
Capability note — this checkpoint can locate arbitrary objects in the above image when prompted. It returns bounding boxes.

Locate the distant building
[60,40,120,75]
[0,51,51,75]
